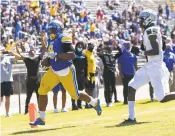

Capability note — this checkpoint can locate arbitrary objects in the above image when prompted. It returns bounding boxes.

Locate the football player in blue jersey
[30,20,102,126]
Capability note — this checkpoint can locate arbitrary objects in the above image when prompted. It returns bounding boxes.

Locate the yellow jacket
[6,43,16,51]
[84,50,96,79]
[90,23,95,32]
[50,6,57,16]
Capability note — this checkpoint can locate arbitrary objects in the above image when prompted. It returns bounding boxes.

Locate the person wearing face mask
[118,41,138,104]
[163,40,175,92]
[71,42,87,110]
[98,45,122,107]
[84,42,96,108]
[14,34,46,114]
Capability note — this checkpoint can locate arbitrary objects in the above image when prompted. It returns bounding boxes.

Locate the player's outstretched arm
[40,31,47,59]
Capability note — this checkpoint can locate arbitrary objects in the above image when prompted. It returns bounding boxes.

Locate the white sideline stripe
[2,107,175,134]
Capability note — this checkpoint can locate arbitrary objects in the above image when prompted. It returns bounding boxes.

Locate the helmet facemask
[139,9,157,29]
[48,20,63,40]
[49,28,58,40]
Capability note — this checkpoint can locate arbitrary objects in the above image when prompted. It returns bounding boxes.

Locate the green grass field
[1,100,175,136]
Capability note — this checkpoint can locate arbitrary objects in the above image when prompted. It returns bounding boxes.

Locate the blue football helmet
[48,20,63,40]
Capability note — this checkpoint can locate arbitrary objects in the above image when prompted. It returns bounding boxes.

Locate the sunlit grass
[1,100,175,136]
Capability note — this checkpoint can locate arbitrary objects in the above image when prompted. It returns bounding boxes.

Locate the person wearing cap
[163,39,175,92]
[14,33,46,114]
[98,44,122,107]
[118,41,138,104]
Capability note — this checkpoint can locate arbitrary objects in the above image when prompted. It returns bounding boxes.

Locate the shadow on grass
[10,125,76,135]
[105,121,152,128]
[139,100,158,104]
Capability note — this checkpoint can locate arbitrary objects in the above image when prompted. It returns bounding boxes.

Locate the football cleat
[93,99,102,116]
[29,118,45,126]
[120,118,137,125]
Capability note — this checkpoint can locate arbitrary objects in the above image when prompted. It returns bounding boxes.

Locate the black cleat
[72,105,79,111]
[120,118,137,125]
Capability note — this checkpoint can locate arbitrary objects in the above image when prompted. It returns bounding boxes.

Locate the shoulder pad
[61,34,72,43]
[146,27,158,36]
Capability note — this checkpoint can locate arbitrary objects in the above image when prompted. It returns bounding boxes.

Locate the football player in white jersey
[121,9,175,124]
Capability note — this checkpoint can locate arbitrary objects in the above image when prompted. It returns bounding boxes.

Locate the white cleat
[108,102,113,107]
[61,108,68,112]
[5,114,11,117]
[54,109,59,113]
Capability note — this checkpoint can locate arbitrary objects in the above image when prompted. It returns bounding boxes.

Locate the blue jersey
[163,51,175,72]
[118,50,137,75]
[47,34,73,71]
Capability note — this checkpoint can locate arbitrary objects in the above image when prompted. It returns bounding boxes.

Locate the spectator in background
[50,4,57,17]
[84,42,96,108]
[90,22,96,38]
[6,39,16,51]
[118,42,137,104]
[165,4,170,20]
[52,83,68,113]
[158,5,163,15]
[170,2,175,19]
[15,31,46,114]
[15,16,22,40]
[98,45,122,107]
[96,9,103,20]
[72,42,87,110]
[42,20,48,34]
[0,47,23,117]
[163,38,175,92]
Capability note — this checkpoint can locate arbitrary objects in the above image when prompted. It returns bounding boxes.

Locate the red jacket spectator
[96,10,103,20]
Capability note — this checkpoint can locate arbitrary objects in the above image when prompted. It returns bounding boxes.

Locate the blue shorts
[52,83,65,93]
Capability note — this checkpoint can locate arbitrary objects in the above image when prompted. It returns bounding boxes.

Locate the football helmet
[139,9,157,29]
[48,20,63,40]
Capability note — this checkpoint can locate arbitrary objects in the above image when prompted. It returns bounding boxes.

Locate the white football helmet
[139,9,157,28]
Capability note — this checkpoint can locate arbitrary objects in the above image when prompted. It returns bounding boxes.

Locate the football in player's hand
[41,57,50,70]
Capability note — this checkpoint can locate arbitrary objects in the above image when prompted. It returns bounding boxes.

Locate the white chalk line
[2,107,175,134]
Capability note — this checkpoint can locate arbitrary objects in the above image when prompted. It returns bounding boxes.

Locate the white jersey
[143,26,163,62]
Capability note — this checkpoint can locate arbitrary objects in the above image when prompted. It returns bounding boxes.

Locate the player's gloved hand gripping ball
[41,56,50,71]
